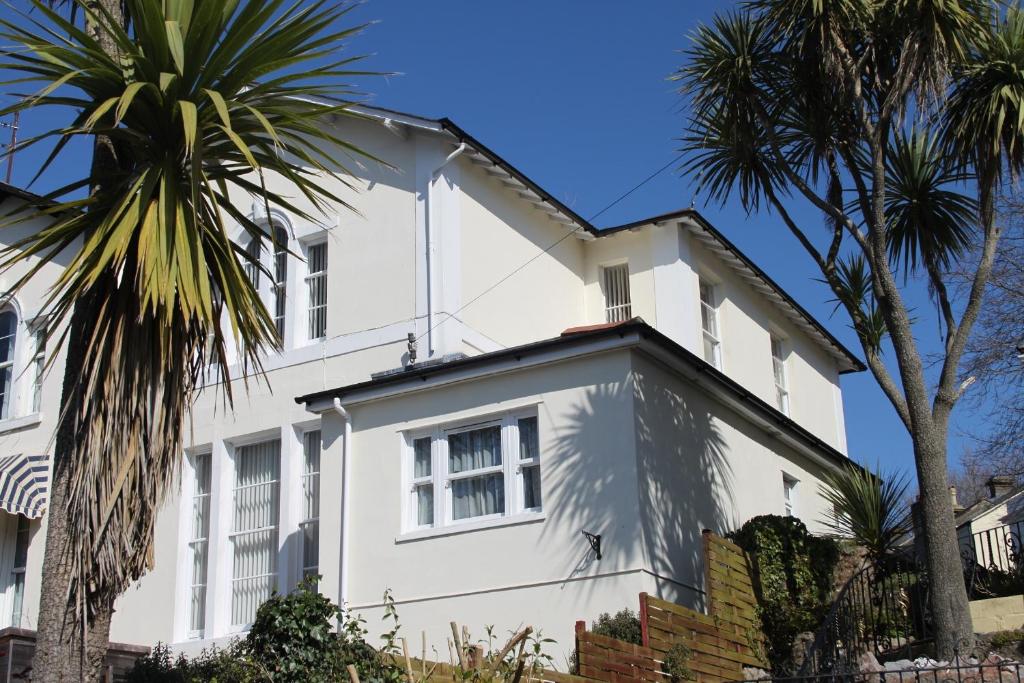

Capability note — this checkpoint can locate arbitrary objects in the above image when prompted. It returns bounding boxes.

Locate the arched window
[0,309,17,420]
[242,222,290,342]
[271,224,287,338]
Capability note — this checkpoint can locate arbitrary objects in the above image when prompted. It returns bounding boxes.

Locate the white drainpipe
[426,142,470,356]
[331,398,352,609]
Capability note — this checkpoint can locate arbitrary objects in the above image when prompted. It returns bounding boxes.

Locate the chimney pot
[950,486,964,513]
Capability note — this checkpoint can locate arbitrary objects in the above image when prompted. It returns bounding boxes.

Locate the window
[602,264,632,323]
[699,279,722,369]
[0,309,16,420]
[29,327,44,414]
[305,242,328,341]
[300,430,320,580]
[783,475,797,517]
[518,416,542,511]
[410,437,434,528]
[448,424,504,521]
[771,336,789,415]
[271,226,288,338]
[9,515,27,627]
[406,412,541,531]
[188,453,212,636]
[230,439,280,627]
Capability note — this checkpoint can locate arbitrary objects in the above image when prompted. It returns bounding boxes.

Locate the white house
[0,106,864,663]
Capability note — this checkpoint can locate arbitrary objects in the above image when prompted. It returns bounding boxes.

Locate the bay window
[405,411,542,532]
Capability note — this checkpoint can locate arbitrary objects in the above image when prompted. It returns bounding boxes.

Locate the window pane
[522,465,542,510]
[703,335,717,365]
[10,573,23,627]
[0,311,16,365]
[518,417,538,461]
[448,426,502,473]
[413,437,432,478]
[415,484,434,526]
[12,516,28,568]
[452,473,504,520]
[272,226,288,338]
[301,521,319,577]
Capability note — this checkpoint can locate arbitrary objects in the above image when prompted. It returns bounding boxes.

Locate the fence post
[638,593,649,647]
[702,529,715,617]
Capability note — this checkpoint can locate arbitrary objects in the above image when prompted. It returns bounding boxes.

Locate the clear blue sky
[0,0,985,482]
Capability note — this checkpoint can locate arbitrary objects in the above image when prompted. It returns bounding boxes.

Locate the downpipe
[331,398,352,610]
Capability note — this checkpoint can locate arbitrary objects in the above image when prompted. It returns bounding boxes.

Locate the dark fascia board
[0,182,46,205]
[599,208,866,374]
[294,319,859,473]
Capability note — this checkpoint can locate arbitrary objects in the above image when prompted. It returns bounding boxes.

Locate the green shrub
[727,515,840,674]
[591,608,643,645]
[126,578,404,683]
[662,643,693,682]
[124,642,262,683]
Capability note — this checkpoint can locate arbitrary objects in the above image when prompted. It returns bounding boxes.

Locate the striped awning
[0,454,49,519]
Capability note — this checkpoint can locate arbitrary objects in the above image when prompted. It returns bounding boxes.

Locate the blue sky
[0,0,985,481]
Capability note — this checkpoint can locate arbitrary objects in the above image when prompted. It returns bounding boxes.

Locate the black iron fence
[744,656,1024,683]
[797,554,932,676]
[961,522,1024,598]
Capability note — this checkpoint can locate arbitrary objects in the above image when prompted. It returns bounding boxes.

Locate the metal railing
[746,656,1023,683]
[797,555,931,676]
[961,521,1024,598]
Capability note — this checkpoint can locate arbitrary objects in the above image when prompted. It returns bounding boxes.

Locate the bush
[591,609,643,645]
[662,643,693,682]
[727,515,840,674]
[126,578,404,683]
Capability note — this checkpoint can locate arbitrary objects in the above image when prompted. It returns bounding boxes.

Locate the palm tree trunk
[33,2,125,680]
[913,422,974,657]
[33,299,114,682]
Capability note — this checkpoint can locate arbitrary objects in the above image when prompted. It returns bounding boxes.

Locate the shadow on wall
[541,372,732,612]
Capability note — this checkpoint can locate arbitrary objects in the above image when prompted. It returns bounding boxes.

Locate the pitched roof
[352,105,864,374]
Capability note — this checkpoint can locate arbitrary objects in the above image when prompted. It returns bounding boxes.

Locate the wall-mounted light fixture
[581,530,602,560]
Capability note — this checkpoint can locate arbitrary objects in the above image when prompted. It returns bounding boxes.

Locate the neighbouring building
[0,106,865,663]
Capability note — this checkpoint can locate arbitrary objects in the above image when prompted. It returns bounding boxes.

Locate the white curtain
[449,426,504,520]
[231,440,280,626]
[448,426,501,473]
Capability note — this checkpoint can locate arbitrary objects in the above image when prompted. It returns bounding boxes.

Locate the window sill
[395,511,545,544]
[0,413,42,435]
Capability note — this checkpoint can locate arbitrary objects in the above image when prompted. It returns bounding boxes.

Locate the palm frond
[0,0,376,624]
[884,128,977,276]
[819,463,913,562]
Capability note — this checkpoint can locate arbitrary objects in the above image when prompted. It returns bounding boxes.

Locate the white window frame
[302,239,328,343]
[299,429,321,581]
[187,451,212,639]
[228,436,281,630]
[699,277,722,370]
[770,334,790,416]
[9,515,27,628]
[783,474,798,517]
[402,410,542,535]
[601,262,632,323]
[0,306,18,422]
[27,325,44,415]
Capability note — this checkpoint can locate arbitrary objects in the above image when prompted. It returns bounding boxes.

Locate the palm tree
[0,0,375,679]
[820,464,912,564]
[676,2,1024,657]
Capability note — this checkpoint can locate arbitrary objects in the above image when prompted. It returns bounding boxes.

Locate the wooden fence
[573,530,765,683]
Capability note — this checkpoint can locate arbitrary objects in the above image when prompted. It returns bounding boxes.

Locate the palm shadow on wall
[542,368,732,614]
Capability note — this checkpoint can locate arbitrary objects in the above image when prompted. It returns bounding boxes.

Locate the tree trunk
[32,298,114,682]
[33,2,125,680]
[913,424,975,657]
